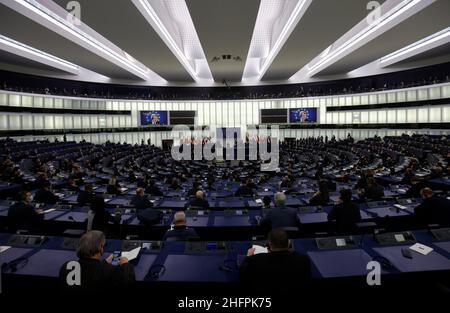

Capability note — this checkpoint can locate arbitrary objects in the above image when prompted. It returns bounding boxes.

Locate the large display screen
[140,111,168,125]
[289,108,318,123]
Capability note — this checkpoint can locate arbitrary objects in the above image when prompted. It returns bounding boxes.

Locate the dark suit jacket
[146,185,163,197]
[8,201,43,231]
[261,206,299,229]
[239,250,311,290]
[34,189,59,204]
[91,207,116,233]
[77,191,95,206]
[59,258,135,292]
[328,202,362,234]
[130,195,153,210]
[309,192,330,205]
[361,185,384,200]
[234,186,254,197]
[189,198,210,209]
[414,196,450,226]
[163,225,199,241]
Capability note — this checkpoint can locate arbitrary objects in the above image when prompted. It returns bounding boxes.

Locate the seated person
[163,211,199,241]
[414,188,450,226]
[90,195,116,233]
[309,179,330,206]
[359,177,384,201]
[280,176,292,189]
[263,195,273,209]
[146,179,163,197]
[106,176,121,195]
[59,230,135,291]
[67,179,80,192]
[8,191,44,231]
[239,228,311,289]
[187,182,200,197]
[406,177,427,198]
[10,167,25,184]
[169,178,182,190]
[130,188,153,210]
[189,190,210,209]
[260,192,299,229]
[34,181,59,204]
[328,189,362,234]
[77,184,95,206]
[234,179,254,197]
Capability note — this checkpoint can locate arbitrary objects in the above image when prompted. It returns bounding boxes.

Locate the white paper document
[394,234,405,242]
[409,243,433,256]
[0,246,11,253]
[393,204,407,210]
[255,199,263,204]
[121,247,141,261]
[43,208,56,214]
[252,245,268,254]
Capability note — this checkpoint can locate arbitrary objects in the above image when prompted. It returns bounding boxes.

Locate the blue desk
[213,216,251,227]
[308,249,375,278]
[366,206,410,217]
[433,241,450,253]
[298,212,328,224]
[14,249,76,277]
[0,247,34,265]
[55,212,87,222]
[43,210,67,220]
[158,200,187,209]
[158,254,231,282]
[135,254,158,280]
[108,198,131,206]
[186,216,210,227]
[63,194,78,202]
[372,245,450,272]
[0,208,8,217]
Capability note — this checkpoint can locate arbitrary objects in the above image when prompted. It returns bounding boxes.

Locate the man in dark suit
[59,230,135,291]
[260,192,299,229]
[189,190,210,209]
[328,189,361,234]
[234,179,254,197]
[239,228,311,290]
[163,211,199,241]
[34,181,59,204]
[130,188,153,210]
[146,179,163,197]
[8,191,44,231]
[77,184,95,206]
[414,188,450,226]
[358,177,384,201]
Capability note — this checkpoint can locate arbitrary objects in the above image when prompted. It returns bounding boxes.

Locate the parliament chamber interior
[0,0,450,310]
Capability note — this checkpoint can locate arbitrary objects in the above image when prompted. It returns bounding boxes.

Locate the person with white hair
[189,190,210,209]
[260,192,299,230]
[163,211,199,241]
[59,230,135,290]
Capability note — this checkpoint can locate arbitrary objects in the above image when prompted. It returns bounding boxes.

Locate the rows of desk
[1,229,450,284]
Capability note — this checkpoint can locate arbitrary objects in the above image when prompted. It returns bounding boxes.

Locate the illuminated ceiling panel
[132,0,213,83]
[1,0,166,83]
[380,27,450,67]
[290,0,435,80]
[242,0,313,82]
[0,35,79,74]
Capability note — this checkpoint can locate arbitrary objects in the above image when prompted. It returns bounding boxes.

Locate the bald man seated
[189,190,210,210]
[414,188,450,226]
[130,188,153,210]
[163,211,199,241]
